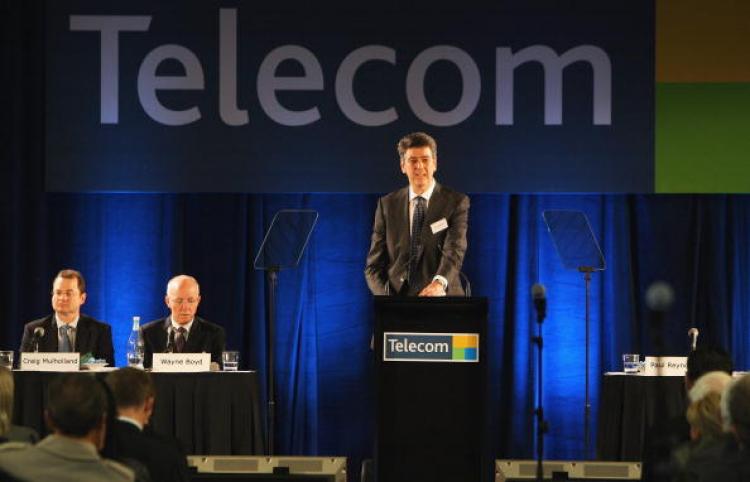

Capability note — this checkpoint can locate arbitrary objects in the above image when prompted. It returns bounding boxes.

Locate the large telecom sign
[45,1,654,193]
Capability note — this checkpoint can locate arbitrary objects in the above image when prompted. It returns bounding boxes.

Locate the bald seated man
[142,275,226,368]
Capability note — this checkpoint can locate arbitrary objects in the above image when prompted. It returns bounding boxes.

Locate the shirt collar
[409,179,436,203]
[171,317,194,333]
[54,314,80,330]
[117,415,143,431]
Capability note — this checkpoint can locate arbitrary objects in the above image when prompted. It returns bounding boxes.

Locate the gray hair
[689,370,733,403]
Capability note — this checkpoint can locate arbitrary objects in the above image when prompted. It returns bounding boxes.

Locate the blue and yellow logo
[452,335,478,361]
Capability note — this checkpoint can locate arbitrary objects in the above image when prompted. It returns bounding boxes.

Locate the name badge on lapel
[430,218,448,234]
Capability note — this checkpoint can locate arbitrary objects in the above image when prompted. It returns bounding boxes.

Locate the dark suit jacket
[19,314,115,366]
[111,420,190,482]
[142,316,226,368]
[365,183,469,296]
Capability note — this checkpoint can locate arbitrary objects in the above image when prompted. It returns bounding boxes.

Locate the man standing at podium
[142,275,225,368]
[365,132,469,296]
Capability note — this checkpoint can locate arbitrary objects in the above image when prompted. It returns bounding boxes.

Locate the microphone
[531,283,547,323]
[165,326,176,353]
[32,327,45,352]
[688,328,699,351]
[458,271,472,297]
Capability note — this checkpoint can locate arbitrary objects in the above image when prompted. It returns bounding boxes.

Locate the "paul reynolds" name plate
[642,356,688,376]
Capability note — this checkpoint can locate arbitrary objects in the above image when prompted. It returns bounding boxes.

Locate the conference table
[12,370,265,455]
[597,373,686,461]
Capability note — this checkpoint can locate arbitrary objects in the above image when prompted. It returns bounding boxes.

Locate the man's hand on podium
[419,280,446,297]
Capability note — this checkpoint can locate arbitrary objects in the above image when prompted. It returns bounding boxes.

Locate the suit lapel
[424,182,447,228]
[410,183,447,264]
[74,316,90,354]
[394,188,411,260]
[184,319,202,352]
[41,316,58,352]
[159,318,171,350]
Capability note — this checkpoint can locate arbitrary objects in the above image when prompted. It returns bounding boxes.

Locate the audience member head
[165,275,201,326]
[688,371,734,403]
[685,371,733,441]
[724,373,750,447]
[105,368,156,427]
[45,373,108,449]
[686,346,733,390]
[0,368,13,437]
[687,392,724,441]
[51,269,87,321]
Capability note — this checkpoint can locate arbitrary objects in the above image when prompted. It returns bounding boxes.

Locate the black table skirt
[12,370,264,455]
[597,374,686,461]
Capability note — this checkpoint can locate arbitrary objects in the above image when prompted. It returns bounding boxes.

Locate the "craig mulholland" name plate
[152,353,211,372]
[20,352,80,371]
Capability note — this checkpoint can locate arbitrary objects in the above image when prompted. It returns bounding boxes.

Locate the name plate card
[152,353,211,372]
[20,352,80,371]
[643,356,688,376]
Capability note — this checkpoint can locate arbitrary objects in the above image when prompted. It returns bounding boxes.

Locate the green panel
[656,83,750,193]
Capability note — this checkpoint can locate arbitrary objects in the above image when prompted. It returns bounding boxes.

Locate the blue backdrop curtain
[3,0,750,474]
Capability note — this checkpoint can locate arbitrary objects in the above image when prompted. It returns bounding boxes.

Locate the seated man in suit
[142,275,225,368]
[0,372,134,481]
[365,132,469,296]
[106,367,190,482]
[19,269,115,366]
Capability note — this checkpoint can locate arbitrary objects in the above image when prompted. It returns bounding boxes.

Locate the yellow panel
[453,335,477,349]
[657,0,750,82]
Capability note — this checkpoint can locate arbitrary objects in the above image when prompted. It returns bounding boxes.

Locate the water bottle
[127,316,145,368]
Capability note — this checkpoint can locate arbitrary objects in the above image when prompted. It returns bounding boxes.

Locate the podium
[373,296,489,482]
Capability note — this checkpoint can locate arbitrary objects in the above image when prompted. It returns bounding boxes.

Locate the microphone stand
[532,301,548,481]
[579,266,594,459]
[266,267,279,456]
[32,328,45,352]
[165,327,175,353]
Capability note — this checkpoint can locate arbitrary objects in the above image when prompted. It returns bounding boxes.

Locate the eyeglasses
[170,298,199,305]
[52,290,80,298]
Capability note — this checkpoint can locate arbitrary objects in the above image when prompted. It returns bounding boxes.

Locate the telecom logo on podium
[383,332,479,363]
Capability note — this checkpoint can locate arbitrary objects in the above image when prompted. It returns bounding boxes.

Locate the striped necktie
[175,327,187,353]
[59,325,73,352]
[408,196,426,286]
